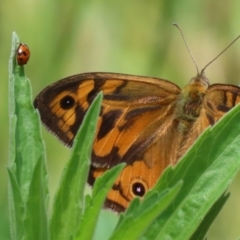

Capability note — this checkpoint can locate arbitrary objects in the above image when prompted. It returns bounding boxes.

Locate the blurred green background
[1,0,240,239]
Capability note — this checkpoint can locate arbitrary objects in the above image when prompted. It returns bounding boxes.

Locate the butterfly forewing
[34,72,180,147]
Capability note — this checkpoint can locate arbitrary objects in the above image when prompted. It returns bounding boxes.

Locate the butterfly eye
[131,179,148,197]
[60,95,75,110]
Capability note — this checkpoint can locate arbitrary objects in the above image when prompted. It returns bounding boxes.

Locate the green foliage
[2,1,240,239]
[8,33,49,240]
[8,32,240,240]
[190,193,229,240]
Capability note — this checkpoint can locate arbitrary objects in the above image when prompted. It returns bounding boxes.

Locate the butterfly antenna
[201,34,240,75]
[173,23,200,75]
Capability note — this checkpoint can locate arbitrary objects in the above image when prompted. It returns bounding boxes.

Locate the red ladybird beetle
[16,43,30,65]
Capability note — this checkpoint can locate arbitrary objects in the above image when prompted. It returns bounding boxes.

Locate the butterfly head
[189,70,210,91]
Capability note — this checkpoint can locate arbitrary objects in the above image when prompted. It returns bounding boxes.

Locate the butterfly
[33,67,240,212]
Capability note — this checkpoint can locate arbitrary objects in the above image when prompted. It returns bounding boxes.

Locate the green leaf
[23,157,50,239]
[50,92,103,240]
[7,168,24,240]
[75,163,125,240]
[142,104,240,240]
[93,210,119,240]
[8,34,20,239]
[9,32,48,202]
[8,32,49,240]
[190,193,229,240]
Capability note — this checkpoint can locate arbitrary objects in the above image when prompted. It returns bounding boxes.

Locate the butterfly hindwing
[204,84,240,122]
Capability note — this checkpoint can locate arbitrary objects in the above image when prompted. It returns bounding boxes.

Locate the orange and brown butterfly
[34,35,240,213]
